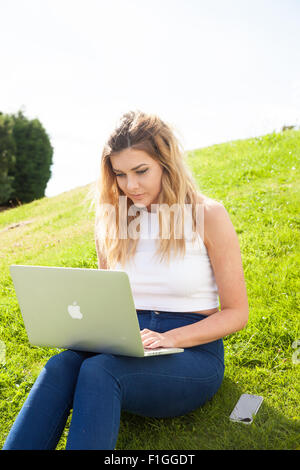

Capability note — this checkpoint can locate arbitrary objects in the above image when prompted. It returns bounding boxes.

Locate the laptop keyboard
[143,347,173,353]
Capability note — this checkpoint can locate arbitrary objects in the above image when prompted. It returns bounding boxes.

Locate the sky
[1,0,299,197]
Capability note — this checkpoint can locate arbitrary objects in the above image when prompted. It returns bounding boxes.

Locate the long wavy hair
[94,110,204,269]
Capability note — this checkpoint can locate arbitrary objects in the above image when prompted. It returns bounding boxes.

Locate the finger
[142,334,159,345]
[142,336,156,345]
[143,336,161,347]
[141,333,152,341]
[140,329,151,336]
[140,330,155,338]
[145,340,161,349]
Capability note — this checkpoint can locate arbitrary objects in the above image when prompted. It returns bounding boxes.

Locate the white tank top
[114,209,219,312]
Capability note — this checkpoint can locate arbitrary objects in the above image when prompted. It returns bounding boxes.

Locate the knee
[42,350,85,383]
[76,354,119,387]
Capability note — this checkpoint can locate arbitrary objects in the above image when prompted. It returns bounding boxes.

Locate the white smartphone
[229,393,263,424]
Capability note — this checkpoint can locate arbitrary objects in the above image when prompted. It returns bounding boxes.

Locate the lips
[130,193,145,198]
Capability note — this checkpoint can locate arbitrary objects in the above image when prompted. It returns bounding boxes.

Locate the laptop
[9,265,184,357]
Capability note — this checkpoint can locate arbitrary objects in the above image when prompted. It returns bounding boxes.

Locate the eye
[115,169,148,177]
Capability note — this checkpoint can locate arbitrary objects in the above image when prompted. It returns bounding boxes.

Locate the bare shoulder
[204,197,229,224]
[196,192,222,210]
[196,194,229,246]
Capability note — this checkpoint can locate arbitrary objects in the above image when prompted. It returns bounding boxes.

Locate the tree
[0,113,16,205]
[8,111,53,203]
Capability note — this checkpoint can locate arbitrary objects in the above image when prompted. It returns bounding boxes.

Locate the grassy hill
[0,129,299,450]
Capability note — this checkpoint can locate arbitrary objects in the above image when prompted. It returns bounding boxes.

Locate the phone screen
[229,394,263,424]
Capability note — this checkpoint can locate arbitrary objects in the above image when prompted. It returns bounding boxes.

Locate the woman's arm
[141,201,249,349]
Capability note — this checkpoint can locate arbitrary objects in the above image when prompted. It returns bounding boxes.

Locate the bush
[8,111,53,204]
[0,113,16,205]
[0,110,53,205]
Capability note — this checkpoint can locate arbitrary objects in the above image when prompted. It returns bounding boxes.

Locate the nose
[126,175,140,193]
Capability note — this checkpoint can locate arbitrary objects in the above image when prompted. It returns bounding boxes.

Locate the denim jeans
[2,310,224,450]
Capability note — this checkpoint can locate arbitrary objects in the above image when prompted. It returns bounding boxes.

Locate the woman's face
[110,148,164,212]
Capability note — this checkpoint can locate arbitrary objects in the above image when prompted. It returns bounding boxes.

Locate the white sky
[1,0,299,197]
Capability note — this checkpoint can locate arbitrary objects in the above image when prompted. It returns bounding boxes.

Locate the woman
[3,110,249,450]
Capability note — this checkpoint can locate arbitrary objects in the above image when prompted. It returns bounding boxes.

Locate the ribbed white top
[114,209,219,312]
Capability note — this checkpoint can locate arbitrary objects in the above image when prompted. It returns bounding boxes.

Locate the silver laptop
[9,265,184,357]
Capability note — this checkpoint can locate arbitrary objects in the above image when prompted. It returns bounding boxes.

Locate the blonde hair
[94,110,204,269]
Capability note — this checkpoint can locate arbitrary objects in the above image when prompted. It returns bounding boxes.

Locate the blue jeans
[2,311,224,450]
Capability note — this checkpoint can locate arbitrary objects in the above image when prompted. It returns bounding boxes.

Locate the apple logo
[68,301,83,319]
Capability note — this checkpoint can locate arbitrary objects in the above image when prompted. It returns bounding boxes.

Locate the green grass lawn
[0,129,299,450]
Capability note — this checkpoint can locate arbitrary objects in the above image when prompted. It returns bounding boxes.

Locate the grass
[0,129,299,450]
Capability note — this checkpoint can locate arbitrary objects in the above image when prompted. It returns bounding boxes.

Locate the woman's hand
[140,328,177,349]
